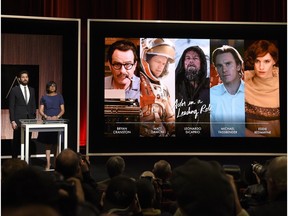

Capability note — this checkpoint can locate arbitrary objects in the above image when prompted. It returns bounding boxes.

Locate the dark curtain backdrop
[2,0,287,146]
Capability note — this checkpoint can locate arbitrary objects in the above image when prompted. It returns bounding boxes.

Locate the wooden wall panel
[1,33,63,139]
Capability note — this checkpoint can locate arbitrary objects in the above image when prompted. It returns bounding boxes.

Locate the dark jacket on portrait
[175,46,210,136]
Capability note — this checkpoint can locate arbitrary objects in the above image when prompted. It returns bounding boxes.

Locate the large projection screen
[87,19,287,156]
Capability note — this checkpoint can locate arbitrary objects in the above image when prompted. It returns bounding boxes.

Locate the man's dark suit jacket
[9,85,36,125]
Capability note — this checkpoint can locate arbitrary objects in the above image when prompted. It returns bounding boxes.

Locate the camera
[251,163,266,180]
[51,172,77,199]
[241,162,269,208]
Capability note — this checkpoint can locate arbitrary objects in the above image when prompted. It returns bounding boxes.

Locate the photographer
[247,156,287,216]
[55,148,100,211]
[243,161,270,207]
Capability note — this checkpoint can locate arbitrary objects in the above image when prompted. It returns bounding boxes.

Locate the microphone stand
[5,76,19,99]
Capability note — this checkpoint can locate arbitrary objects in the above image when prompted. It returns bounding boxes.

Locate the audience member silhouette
[55,148,100,209]
[170,157,236,216]
[1,158,28,183]
[77,152,101,208]
[247,155,287,216]
[1,166,61,216]
[96,156,126,210]
[242,161,270,208]
[97,156,126,192]
[100,175,142,216]
[152,160,176,214]
[139,170,162,210]
[136,178,164,216]
[153,160,172,184]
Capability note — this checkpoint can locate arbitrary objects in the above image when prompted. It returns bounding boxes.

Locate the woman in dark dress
[37,81,65,170]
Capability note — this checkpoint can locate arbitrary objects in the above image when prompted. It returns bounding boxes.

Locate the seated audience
[136,178,165,216]
[242,160,270,208]
[226,174,249,216]
[140,170,162,210]
[96,155,126,209]
[100,175,142,216]
[152,160,176,214]
[247,155,287,216]
[1,166,62,216]
[55,148,100,210]
[77,152,100,207]
[1,158,28,183]
[97,155,126,191]
[170,157,237,216]
[153,160,172,184]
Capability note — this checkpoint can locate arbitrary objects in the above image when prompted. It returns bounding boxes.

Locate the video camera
[241,161,270,208]
[251,162,267,181]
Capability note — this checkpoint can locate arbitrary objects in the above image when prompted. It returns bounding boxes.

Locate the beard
[19,80,29,86]
[185,66,200,82]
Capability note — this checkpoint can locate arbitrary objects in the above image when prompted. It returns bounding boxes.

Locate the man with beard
[9,70,36,158]
[175,45,210,136]
[210,45,245,137]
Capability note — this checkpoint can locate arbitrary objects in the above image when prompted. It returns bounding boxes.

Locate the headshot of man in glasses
[105,39,141,101]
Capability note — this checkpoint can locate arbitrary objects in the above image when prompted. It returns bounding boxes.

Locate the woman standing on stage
[37,81,65,170]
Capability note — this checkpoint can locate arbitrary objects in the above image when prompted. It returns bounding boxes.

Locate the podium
[20,119,68,164]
